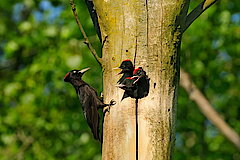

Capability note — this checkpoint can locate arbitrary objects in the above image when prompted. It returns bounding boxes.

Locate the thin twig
[69,0,103,65]
[182,0,218,33]
[180,68,240,150]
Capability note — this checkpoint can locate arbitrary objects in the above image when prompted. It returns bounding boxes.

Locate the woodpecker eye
[73,70,76,73]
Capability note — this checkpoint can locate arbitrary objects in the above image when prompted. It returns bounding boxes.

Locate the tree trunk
[94,0,188,159]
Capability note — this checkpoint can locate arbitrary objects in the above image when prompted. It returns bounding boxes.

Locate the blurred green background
[0,0,239,159]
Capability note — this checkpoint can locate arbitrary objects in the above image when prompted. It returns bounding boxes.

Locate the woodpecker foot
[100,92,104,101]
[110,99,116,106]
[103,106,110,113]
[103,99,116,113]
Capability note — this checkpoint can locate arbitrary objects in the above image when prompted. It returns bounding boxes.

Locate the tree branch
[85,0,102,42]
[69,0,103,65]
[180,68,240,150]
[16,131,34,160]
[182,0,219,33]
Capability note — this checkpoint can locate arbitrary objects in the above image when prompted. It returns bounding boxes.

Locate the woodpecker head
[64,68,90,82]
[114,59,134,74]
[132,67,148,84]
[133,67,142,75]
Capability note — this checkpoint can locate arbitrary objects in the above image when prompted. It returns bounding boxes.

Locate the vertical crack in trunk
[134,33,138,67]
[134,7,139,159]
[146,0,149,57]
[135,98,139,160]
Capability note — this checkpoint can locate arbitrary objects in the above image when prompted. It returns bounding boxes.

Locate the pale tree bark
[93,0,188,159]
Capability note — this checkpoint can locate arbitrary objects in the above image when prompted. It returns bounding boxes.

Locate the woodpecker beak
[115,84,126,88]
[80,68,90,74]
[112,67,120,70]
[131,76,139,79]
[112,67,123,75]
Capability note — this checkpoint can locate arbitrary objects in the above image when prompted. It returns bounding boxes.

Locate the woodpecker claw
[110,99,116,105]
[103,99,116,113]
[103,106,110,113]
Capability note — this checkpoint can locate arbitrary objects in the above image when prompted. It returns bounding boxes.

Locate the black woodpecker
[64,68,115,141]
[132,67,150,99]
[115,59,134,84]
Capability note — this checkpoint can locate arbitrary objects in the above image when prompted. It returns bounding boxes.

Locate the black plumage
[132,67,150,99]
[116,63,150,100]
[64,68,115,141]
[117,77,137,100]
[116,60,134,84]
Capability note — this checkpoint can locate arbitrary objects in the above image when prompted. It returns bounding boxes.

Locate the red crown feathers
[133,68,141,75]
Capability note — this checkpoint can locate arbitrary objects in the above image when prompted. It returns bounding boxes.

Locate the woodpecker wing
[133,68,150,99]
[77,85,101,141]
[118,77,138,100]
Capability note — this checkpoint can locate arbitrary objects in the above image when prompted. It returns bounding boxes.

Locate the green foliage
[0,0,239,159]
[0,0,102,159]
[176,0,240,159]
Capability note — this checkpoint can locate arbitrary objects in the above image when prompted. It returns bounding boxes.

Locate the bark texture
[93,0,189,159]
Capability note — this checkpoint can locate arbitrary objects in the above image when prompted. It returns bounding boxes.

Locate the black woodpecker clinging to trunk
[64,68,115,141]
